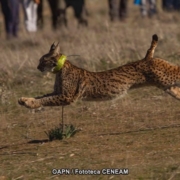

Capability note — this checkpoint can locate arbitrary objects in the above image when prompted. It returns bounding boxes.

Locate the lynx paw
[18,97,41,109]
[166,86,180,100]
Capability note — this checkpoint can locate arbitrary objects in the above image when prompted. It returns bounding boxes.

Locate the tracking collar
[52,55,67,73]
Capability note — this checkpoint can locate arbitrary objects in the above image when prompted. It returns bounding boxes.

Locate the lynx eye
[44,57,48,61]
[52,62,57,66]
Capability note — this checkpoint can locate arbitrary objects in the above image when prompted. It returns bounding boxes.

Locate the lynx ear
[49,42,60,55]
[54,42,60,55]
[49,42,56,52]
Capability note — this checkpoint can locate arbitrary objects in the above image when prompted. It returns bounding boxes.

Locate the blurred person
[37,0,87,29]
[162,0,174,11]
[173,0,180,10]
[134,0,141,5]
[62,0,88,26]
[47,0,59,29]
[0,0,20,39]
[37,0,59,30]
[21,0,40,32]
[140,0,157,18]
[162,0,180,11]
[37,0,43,28]
[108,0,128,21]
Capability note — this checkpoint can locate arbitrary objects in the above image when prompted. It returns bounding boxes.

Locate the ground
[0,1,180,180]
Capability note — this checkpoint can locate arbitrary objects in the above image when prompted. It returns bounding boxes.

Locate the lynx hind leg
[166,86,180,100]
[144,34,158,60]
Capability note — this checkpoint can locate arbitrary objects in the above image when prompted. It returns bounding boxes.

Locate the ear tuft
[49,42,60,55]
[54,42,60,55]
[50,42,56,51]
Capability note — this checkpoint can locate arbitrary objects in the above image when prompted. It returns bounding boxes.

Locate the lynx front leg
[166,86,180,100]
[18,95,73,109]
[18,97,41,109]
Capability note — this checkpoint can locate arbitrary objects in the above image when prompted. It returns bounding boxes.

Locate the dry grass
[1,1,180,179]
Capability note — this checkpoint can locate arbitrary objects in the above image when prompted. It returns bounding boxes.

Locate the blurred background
[1,1,180,179]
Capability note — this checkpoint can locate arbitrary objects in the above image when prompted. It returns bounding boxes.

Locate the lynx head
[37,42,66,73]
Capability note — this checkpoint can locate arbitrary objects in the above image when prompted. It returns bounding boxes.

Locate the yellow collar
[52,55,67,73]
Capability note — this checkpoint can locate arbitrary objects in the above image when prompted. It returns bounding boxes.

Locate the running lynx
[18,34,180,109]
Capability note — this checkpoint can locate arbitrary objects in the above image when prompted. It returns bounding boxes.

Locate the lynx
[18,34,180,109]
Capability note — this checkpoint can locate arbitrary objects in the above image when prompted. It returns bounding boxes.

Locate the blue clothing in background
[134,0,141,5]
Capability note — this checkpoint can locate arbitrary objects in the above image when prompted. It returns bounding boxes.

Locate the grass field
[1,1,180,179]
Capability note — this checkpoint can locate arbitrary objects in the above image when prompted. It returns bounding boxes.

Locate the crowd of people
[0,0,180,40]
[0,0,40,39]
[0,0,87,39]
[110,0,180,21]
